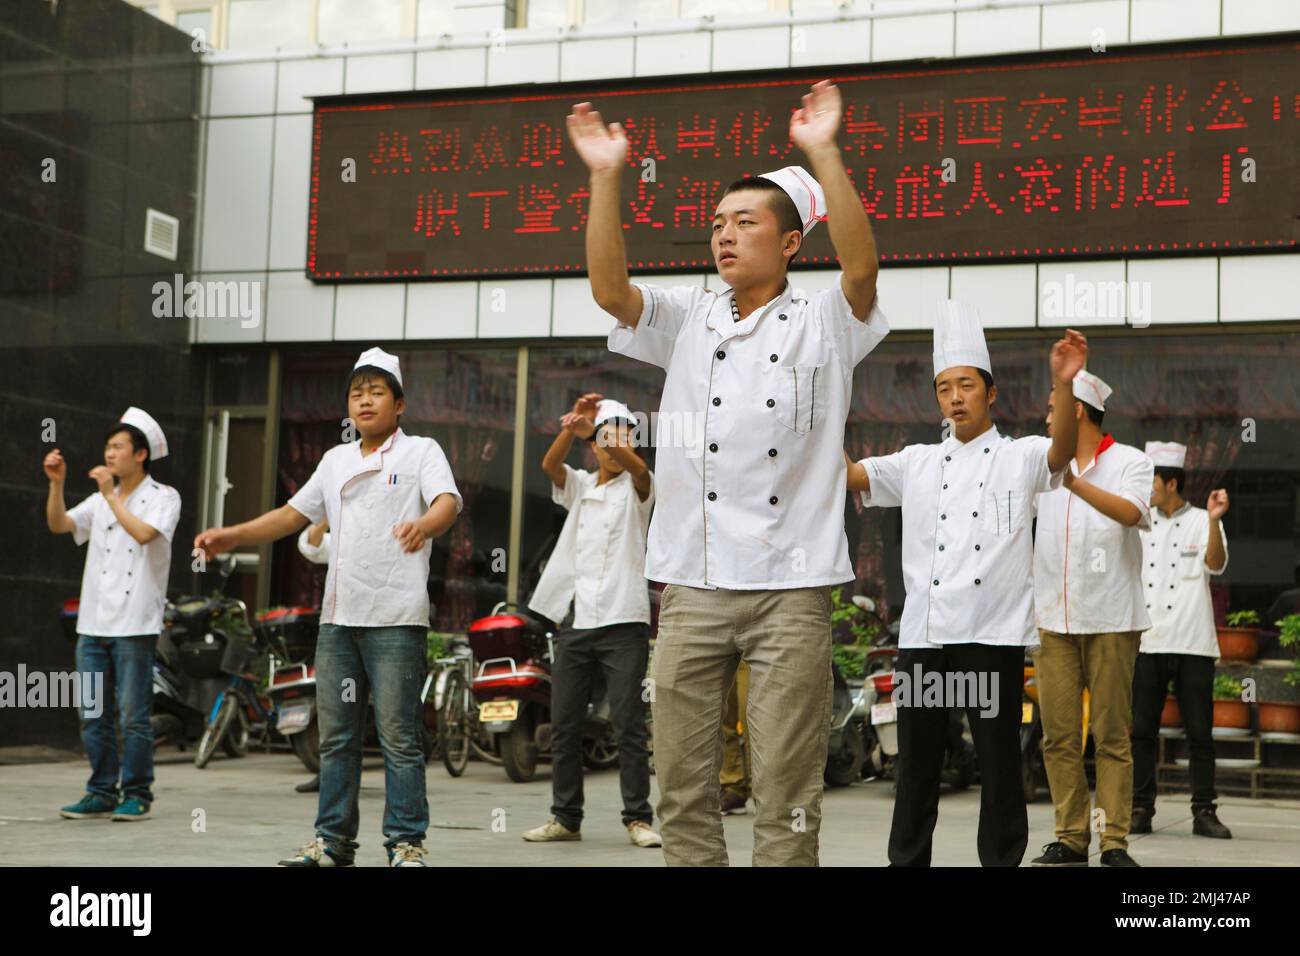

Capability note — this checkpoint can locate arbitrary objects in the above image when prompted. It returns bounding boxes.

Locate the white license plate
[479,699,519,722]
[277,703,312,732]
[870,702,897,725]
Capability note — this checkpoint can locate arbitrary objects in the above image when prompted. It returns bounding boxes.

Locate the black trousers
[1131,651,1218,813]
[888,643,1027,867]
[550,621,653,830]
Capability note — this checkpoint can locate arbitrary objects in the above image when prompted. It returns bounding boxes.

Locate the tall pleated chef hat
[1144,441,1187,468]
[932,299,992,378]
[1073,369,1112,411]
[353,346,402,387]
[594,399,636,428]
[119,407,168,461]
[756,166,827,235]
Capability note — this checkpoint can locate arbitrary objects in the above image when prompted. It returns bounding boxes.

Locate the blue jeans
[314,623,428,855]
[75,634,156,804]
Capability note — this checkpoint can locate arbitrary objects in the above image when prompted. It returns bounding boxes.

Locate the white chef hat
[353,346,402,387]
[1073,369,1112,411]
[932,299,991,378]
[756,165,826,235]
[594,399,635,428]
[119,407,168,461]
[1145,441,1187,468]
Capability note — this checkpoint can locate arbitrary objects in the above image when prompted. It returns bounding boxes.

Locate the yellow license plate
[1021,702,1034,724]
[479,700,519,722]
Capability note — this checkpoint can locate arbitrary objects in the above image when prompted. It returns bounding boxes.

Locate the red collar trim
[1094,433,1116,458]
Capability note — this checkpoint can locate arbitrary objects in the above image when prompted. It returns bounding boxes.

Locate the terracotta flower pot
[1259,702,1300,734]
[1215,627,1260,663]
[1160,695,1182,727]
[1212,699,1251,729]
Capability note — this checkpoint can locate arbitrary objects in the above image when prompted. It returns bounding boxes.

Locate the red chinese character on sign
[893,165,948,219]
[1011,158,1063,213]
[469,126,507,172]
[515,183,564,233]
[467,190,508,229]
[1078,91,1124,137]
[622,116,668,165]
[566,183,591,230]
[1198,79,1252,130]
[673,178,721,230]
[1132,151,1189,207]
[725,110,774,157]
[626,180,665,229]
[855,166,887,218]
[1017,93,1068,144]
[371,130,413,173]
[1074,154,1126,211]
[841,102,890,155]
[418,128,461,172]
[413,189,459,237]
[1135,84,1187,135]
[956,161,1005,216]
[897,99,944,153]
[954,96,1006,147]
[677,115,719,158]
[515,122,564,168]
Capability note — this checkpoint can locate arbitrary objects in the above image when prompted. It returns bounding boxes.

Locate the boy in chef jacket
[1031,371,1153,868]
[44,408,182,822]
[521,394,660,849]
[1130,442,1232,840]
[195,347,461,867]
[569,80,889,865]
[847,302,1087,867]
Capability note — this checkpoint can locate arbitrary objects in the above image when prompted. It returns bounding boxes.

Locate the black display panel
[307,37,1298,281]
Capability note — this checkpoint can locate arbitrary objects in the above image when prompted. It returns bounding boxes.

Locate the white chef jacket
[287,428,462,627]
[1139,503,1227,656]
[528,464,654,629]
[1034,435,1153,635]
[859,426,1061,648]
[609,274,889,589]
[68,479,182,637]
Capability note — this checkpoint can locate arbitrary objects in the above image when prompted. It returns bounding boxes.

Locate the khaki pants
[1034,629,1141,853]
[652,584,832,866]
[719,660,751,798]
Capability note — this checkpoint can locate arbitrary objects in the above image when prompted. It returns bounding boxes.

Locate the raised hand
[1049,328,1088,384]
[566,102,628,173]
[1207,489,1229,520]
[88,466,114,496]
[194,527,238,559]
[43,448,67,483]
[790,80,842,153]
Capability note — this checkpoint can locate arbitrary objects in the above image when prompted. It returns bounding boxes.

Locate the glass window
[416,0,455,36]
[318,0,406,45]
[273,348,517,634]
[680,0,772,16]
[524,0,569,29]
[584,0,675,26]
[227,0,312,50]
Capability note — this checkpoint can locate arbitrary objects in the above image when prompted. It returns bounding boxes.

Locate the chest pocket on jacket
[1178,546,1203,580]
[377,473,421,528]
[979,489,1027,536]
[774,363,826,435]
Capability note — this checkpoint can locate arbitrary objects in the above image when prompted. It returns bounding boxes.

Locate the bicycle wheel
[196,693,238,769]
[439,669,471,777]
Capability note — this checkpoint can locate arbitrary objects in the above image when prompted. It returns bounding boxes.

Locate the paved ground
[3,749,1298,866]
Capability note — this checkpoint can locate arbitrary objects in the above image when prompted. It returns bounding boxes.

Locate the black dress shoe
[1192,808,1232,839]
[295,775,320,794]
[1100,848,1140,867]
[1031,842,1089,866]
[1130,807,1153,834]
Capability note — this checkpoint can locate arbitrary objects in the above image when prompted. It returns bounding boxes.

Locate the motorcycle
[466,603,619,783]
[257,605,322,772]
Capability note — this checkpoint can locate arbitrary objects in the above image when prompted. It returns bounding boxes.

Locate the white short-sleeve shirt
[528,464,654,629]
[608,274,889,590]
[68,479,182,636]
[1140,503,1227,656]
[287,428,462,627]
[859,427,1061,649]
[1034,436,1154,635]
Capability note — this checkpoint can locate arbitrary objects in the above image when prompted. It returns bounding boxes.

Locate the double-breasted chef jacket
[528,463,655,629]
[858,426,1062,649]
[1140,503,1227,657]
[69,480,182,637]
[1034,434,1153,635]
[288,428,462,628]
[608,275,889,590]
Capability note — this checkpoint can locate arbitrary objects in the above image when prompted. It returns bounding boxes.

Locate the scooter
[467,603,618,783]
[257,605,321,772]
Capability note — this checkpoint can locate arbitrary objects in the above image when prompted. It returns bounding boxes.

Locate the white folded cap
[353,347,402,387]
[1145,441,1187,468]
[119,407,168,461]
[1073,369,1112,411]
[932,299,991,378]
[756,166,826,235]
[594,399,635,428]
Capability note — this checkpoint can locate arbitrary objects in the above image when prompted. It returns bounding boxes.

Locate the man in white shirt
[568,80,888,865]
[521,394,660,849]
[1131,441,1232,840]
[196,347,461,868]
[1031,371,1153,868]
[44,408,182,823]
[847,303,1086,867]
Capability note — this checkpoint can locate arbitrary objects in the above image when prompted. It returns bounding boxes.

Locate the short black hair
[347,365,404,401]
[105,423,150,473]
[933,368,995,392]
[1080,401,1105,427]
[1154,466,1185,494]
[718,177,804,263]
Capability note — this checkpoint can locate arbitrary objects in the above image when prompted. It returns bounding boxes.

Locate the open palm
[567,102,627,173]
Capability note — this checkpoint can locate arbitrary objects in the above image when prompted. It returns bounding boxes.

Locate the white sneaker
[278,836,354,867]
[522,817,581,842]
[627,820,663,848]
[388,842,427,867]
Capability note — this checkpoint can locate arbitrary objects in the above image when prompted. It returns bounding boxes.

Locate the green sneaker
[111,798,151,821]
[60,794,117,819]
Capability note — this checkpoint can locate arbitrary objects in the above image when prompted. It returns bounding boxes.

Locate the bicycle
[423,635,501,776]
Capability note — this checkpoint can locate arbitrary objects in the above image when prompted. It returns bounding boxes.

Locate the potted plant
[1259,614,1300,734]
[1211,674,1250,729]
[1160,679,1182,728]
[1217,609,1262,663]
